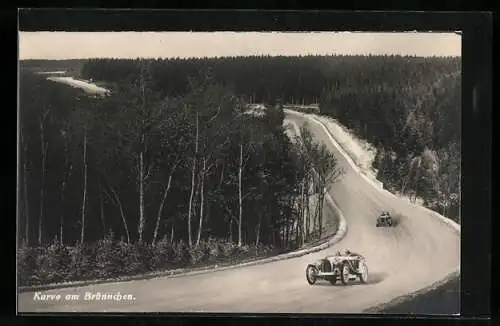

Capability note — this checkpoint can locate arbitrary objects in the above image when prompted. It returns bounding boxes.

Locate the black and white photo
[17,30,461,314]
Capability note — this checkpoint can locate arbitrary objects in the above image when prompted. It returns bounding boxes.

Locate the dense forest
[318,58,461,219]
[18,54,460,286]
[18,64,341,285]
[80,55,461,220]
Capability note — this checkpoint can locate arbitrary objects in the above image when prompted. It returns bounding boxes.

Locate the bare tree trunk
[305,175,311,241]
[413,168,421,203]
[312,178,321,234]
[401,170,409,195]
[271,227,276,247]
[318,192,325,237]
[292,202,297,244]
[60,185,65,244]
[194,175,201,214]
[255,212,261,246]
[238,142,243,247]
[170,223,175,244]
[196,157,206,247]
[229,219,233,243]
[107,184,130,243]
[98,177,106,233]
[284,199,293,248]
[60,165,71,244]
[219,163,225,187]
[294,192,303,246]
[402,159,418,196]
[22,134,30,245]
[187,112,199,247]
[59,138,72,245]
[314,196,321,236]
[305,178,309,241]
[286,197,293,248]
[138,65,147,244]
[138,147,146,243]
[153,164,176,245]
[285,217,289,248]
[292,196,297,246]
[80,130,88,244]
[300,179,306,246]
[38,116,48,245]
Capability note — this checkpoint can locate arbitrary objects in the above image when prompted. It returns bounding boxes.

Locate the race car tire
[329,276,337,285]
[358,261,368,284]
[340,262,350,285]
[306,265,318,285]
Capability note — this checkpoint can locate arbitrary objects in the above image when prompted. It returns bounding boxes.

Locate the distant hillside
[19,59,87,78]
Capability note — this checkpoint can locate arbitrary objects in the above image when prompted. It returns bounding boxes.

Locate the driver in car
[344,249,360,257]
[344,249,361,269]
[326,250,341,260]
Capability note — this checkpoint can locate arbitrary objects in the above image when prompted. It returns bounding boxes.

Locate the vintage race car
[376,211,393,227]
[306,252,368,285]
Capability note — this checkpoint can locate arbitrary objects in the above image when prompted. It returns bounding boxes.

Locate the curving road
[18,111,460,313]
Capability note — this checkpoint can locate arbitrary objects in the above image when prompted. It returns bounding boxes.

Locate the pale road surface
[18,112,460,314]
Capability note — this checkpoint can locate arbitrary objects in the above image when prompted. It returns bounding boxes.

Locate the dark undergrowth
[18,228,336,288]
[18,234,284,287]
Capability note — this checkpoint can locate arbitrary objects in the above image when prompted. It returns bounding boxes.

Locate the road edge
[18,194,347,293]
[286,109,461,313]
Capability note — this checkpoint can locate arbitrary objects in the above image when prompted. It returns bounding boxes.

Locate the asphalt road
[18,111,460,313]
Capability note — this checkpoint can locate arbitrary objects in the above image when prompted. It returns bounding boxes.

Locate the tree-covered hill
[319,58,460,220]
[81,55,461,221]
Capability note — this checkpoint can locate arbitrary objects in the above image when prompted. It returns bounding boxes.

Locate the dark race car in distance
[376,211,393,227]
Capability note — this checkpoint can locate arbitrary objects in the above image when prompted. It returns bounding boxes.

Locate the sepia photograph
[17,30,461,314]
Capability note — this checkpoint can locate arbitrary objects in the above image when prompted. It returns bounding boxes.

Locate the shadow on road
[390,214,404,227]
[367,272,387,285]
[313,272,387,287]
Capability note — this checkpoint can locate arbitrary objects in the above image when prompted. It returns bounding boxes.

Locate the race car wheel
[306,265,318,285]
[358,261,368,283]
[340,262,350,285]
